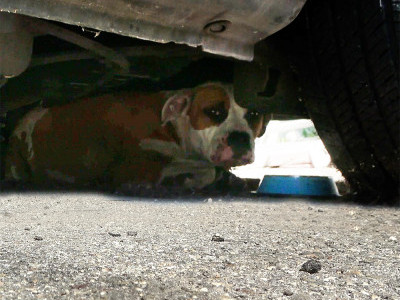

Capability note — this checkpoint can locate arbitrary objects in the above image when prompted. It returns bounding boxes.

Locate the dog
[5,82,266,190]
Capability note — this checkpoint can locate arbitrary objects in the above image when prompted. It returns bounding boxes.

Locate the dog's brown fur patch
[188,85,231,130]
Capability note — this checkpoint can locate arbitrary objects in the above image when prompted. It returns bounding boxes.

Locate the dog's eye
[211,109,221,116]
[249,111,259,118]
[203,102,228,124]
[245,110,262,124]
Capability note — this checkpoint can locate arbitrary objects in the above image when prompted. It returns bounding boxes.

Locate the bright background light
[232,119,344,183]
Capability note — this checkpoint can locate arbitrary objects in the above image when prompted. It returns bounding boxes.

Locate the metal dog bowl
[257,175,339,197]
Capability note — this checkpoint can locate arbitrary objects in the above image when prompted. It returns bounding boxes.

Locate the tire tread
[302,0,399,202]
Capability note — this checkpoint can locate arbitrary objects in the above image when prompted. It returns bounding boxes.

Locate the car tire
[299,0,399,204]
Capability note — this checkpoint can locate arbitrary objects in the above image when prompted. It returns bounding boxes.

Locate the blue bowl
[257,175,339,197]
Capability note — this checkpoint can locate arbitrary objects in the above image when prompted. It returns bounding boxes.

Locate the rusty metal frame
[0,0,306,61]
[24,17,130,72]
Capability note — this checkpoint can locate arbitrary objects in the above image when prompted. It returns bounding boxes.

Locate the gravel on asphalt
[1,192,399,299]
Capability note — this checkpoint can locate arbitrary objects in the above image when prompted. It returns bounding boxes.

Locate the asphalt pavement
[1,192,399,299]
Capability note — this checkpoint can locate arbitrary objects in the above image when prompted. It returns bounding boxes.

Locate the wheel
[299,0,399,204]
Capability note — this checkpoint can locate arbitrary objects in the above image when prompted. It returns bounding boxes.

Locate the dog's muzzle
[211,131,253,167]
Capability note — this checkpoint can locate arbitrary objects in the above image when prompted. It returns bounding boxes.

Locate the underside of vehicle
[0,0,398,204]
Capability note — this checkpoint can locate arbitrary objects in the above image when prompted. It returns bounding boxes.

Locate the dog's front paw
[203,169,256,195]
[160,173,194,189]
[160,159,217,190]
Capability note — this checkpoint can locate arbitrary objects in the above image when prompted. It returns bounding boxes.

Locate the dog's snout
[227,131,251,158]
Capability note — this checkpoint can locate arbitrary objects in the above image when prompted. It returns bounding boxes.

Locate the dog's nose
[227,131,251,158]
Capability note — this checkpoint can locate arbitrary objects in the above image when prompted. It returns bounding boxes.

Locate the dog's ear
[161,90,193,125]
[257,113,273,137]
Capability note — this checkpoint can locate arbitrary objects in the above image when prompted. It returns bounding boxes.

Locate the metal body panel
[0,0,306,60]
[0,12,33,77]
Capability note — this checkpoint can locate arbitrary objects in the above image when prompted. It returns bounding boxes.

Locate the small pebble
[283,289,294,296]
[300,259,322,274]
[108,232,121,237]
[34,236,43,241]
[325,240,334,247]
[211,234,224,242]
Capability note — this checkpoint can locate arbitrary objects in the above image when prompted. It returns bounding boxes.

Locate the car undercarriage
[0,0,399,204]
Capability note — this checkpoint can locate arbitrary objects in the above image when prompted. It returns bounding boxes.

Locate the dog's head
[162,83,267,168]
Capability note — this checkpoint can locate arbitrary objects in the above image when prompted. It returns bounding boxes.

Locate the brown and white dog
[5,83,266,190]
